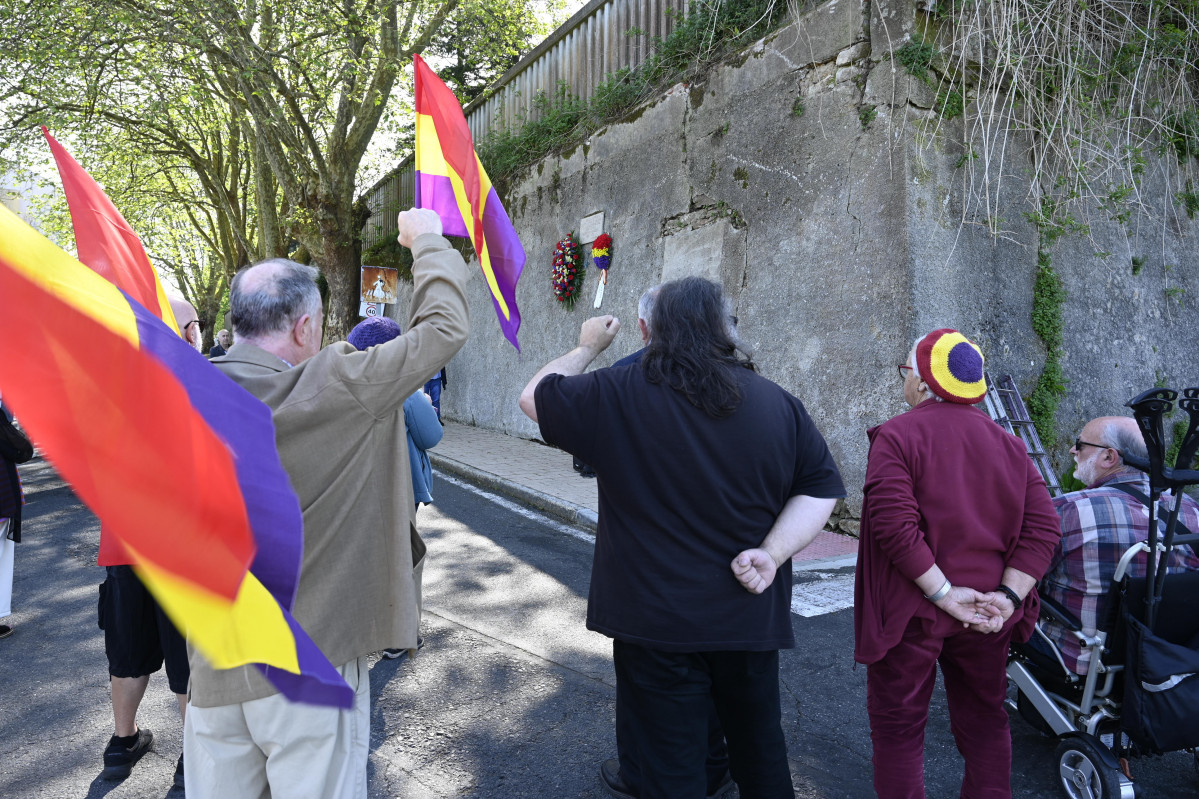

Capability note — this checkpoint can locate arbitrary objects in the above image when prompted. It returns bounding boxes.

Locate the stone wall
[389,0,1199,510]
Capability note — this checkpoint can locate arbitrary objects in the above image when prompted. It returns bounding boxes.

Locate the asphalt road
[1,461,1197,798]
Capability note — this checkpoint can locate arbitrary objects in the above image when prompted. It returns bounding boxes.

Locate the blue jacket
[405,391,443,504]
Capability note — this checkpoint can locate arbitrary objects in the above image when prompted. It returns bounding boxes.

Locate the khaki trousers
[184,655,371,799]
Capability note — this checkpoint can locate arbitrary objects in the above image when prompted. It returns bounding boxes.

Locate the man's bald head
[229,259,321,341]
[1072,415,1147,487]
[1085,416,1147,460]
[169,296,203,352]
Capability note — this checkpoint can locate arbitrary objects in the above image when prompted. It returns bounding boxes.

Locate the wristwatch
[994,584,1022,606]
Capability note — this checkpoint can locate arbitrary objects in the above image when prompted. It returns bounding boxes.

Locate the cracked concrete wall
[394,0,1198,508]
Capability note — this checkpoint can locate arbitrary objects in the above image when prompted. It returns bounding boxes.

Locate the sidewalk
[430,421,857,565]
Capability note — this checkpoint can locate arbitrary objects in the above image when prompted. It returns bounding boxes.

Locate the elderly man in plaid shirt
[1038,416,1199,675]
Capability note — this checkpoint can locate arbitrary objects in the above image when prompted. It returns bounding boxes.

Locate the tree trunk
[319,237,360,344]
[304,191,370,344]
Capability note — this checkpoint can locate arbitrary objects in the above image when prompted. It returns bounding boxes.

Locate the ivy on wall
[1027,246,1067,447]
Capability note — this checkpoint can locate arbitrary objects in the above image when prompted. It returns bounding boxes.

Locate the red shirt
[853,399,1060,664]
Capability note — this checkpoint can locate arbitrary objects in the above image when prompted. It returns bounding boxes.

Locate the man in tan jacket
[183,209,470,799]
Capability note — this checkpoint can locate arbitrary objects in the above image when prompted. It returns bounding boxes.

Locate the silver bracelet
[924,580,952,603]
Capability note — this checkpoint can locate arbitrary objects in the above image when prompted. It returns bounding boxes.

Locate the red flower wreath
[551,233,585,309]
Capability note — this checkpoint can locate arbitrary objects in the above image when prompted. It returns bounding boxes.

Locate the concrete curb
[430,452,599,532]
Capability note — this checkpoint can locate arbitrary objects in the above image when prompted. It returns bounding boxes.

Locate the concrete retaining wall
[390,0,1199,509]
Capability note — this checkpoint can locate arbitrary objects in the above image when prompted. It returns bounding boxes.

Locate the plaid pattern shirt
[1040,468,1199,674]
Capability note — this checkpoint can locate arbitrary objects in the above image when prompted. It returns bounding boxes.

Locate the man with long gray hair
[183,209,469,799]
[520,276,844,798]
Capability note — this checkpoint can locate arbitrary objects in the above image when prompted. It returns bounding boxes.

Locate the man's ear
[639,318,650,344]
[291,314,312,346]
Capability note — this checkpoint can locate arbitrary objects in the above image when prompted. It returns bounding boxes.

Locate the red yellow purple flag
[414,53,524,350]
[42,128,179,331]
[0,135,353,707]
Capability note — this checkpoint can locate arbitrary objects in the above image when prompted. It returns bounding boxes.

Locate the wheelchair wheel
[1055,737,1133,799]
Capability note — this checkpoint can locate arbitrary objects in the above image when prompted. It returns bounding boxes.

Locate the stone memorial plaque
[579,212,605,244]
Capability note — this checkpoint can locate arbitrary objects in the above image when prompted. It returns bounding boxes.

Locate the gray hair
[1103,420,1149,462]
[638,285,661,326]
[229,259,321,340]
[909,336,945,402]
[640,283,751,356]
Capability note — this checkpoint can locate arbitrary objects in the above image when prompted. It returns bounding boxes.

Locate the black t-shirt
[535,363,844,651]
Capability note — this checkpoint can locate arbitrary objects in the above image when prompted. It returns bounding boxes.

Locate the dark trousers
[613,640,792,799]
[866,619,1015,799]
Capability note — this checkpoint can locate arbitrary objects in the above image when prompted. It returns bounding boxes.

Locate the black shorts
[98,565,190,694]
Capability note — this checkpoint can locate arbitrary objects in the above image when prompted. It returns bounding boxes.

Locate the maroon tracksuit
[854,399,1059,799]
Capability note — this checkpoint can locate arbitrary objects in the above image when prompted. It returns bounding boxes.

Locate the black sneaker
[174,752,184,789]
[102,728,153,780]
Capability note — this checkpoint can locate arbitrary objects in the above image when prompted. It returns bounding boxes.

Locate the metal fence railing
[362,0,692,244]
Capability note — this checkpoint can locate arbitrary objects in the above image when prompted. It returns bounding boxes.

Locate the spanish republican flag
[414,53,524,351]
[0,139,352,708]
[43,129,179,332]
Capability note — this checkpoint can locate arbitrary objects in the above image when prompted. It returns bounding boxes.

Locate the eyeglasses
[183,319,203,332]
[898,364,914,380]
[1073,439,1110,452]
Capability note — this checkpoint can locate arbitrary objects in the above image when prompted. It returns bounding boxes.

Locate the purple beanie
[347,317,402,351]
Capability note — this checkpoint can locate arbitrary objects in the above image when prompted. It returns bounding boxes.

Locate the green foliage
[1132,255,1146,275]
[1165,285,1187,305]
[894,40,937,78]
[1165,418,1197,470]
[936,88,964,120]
[477,0,787,187]
[1029,246,1068,446]
[0,0,552,339]
[894,39,966,121]
[430,0,561,106]
[859,104,877,129]
[1032,252,1067,346]
[588,68,644,121]
[1177,181,1199,218]
[361,236,414,281]
[1024,197,1091,248]
[1058,467,1087,493]
[1164,108,1199,163]
[1028,355,1067,447]
[791,97,805,118]
[1103,182,1135,224]
[920,0,1199,240]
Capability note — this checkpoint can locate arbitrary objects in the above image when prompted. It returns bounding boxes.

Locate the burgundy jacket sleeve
[1008,457,1061,579]
[862,424,936,582]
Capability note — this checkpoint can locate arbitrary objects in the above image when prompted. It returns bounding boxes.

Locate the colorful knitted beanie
[347,316,401,351]
[915,329,986,404]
